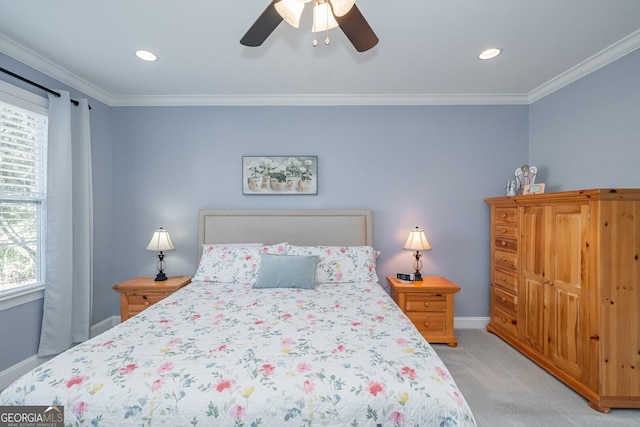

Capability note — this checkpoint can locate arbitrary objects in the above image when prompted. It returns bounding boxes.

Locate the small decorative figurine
[506,180,516,196]
[515,165,537,195]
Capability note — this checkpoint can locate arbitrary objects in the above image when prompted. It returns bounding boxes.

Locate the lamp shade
[146,228,175,252]
[403,227,432,251]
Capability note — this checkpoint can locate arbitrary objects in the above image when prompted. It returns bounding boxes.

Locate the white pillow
[287,245,379,283]
[193,243,287,283]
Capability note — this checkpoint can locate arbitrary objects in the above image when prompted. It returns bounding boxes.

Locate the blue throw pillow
[253,254,319,289]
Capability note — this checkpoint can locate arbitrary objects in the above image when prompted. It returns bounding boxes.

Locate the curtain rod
[0,67,90,109]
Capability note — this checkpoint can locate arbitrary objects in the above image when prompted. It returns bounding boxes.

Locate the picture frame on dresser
[242,156,318,195]
[523,183,545,194]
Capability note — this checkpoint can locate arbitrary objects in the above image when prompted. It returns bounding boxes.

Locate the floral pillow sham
[193,243,287,283]
[287,244,379,283]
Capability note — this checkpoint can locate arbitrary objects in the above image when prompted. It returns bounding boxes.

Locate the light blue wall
[529,48,640,190]
[110,105,528,320]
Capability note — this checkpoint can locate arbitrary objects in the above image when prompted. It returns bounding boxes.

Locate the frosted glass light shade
[403,227,432,251]
[146,228,175,252]
[330,0,356,17]
[275,0,306,28]
[312,2,339,32]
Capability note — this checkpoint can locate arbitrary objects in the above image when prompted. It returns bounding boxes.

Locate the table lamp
[146,227,175,281]
[403,226,431,281]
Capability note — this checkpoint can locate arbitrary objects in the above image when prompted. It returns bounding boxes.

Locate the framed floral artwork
[243,156,318,195]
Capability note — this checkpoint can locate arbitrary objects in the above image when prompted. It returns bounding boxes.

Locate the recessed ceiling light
[479,48,502,60]
[135,50,158,62]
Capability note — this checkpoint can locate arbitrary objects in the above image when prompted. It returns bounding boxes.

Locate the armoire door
[546,204,590,381]
[519,206,546,354]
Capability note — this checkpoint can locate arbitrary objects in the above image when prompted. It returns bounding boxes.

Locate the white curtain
[38,91,93,357]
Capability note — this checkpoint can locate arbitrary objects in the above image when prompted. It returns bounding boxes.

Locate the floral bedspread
[1,281,476,426]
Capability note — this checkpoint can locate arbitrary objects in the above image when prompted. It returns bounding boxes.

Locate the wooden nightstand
[113,276,192,321]
[387,275,461,347]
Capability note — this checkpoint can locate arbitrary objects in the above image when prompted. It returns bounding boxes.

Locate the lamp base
[154,271,168,281]
[413,271,423,281]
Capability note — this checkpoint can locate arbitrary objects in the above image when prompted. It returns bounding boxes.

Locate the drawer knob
[500,297,507,303]
[501,240,507,246]
[423,323,429,328]
[144,301,150,306]
[502,228,507,233]
[424,302,430,307]
[501,317,507,323]
[502,213,507,219]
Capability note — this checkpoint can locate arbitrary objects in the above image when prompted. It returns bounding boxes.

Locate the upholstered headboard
[198,209,373,256]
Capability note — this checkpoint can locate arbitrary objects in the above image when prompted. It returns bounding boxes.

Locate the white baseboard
[90,315,120,337]
[455,316,490,329]
[2,315,485,391]
[0,315,120,391]
[0,354,51,391]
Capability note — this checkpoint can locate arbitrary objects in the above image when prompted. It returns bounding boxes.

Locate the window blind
[0,99,47,293]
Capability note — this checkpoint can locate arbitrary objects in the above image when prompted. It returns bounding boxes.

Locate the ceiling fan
[240,0,378,52]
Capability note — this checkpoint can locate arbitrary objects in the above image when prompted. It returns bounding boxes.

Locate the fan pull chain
[312,0,331,47]
[325,2,330,46]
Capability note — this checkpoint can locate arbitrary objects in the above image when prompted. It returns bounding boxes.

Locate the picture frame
[243,156,318,195]
[523,183,545,195]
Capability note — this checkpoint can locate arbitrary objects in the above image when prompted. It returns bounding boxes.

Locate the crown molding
[0,34,114,105]
[108,93,529,107]
[528,29,640,103]
[2,30,638,107]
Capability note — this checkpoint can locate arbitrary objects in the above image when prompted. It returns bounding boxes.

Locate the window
[0,87,47,299]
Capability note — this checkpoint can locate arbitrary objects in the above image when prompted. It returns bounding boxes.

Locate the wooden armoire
[486,189,640,412]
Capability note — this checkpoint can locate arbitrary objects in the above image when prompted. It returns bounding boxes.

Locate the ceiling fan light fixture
[479,48,502,60]
[275,0,306,28]
[312,1,339,32]
[135,50,158,62]
[329,0,356,17]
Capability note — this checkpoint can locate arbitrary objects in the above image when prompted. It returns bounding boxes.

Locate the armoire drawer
[493,286,517,315]
[494,267,518,293]
[491,307,517,337]
[495,207,518,224]
[495,250,518,270]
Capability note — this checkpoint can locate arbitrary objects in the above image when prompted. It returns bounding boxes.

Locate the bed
[1,209,476,426]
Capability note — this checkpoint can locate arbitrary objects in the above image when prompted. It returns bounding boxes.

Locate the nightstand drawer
[387,276,460,347]
[408,313,446,333]
[128,293,168,307]
[113,276,192,322]
[404,294,446,312]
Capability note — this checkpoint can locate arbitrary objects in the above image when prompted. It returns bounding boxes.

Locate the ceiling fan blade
[335,4,378,52]
[240,1,284,47]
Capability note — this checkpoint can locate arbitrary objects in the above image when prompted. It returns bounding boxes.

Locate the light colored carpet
[434,329,639,427]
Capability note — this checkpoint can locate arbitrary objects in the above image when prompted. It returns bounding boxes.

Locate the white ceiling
[1,0,639,106]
